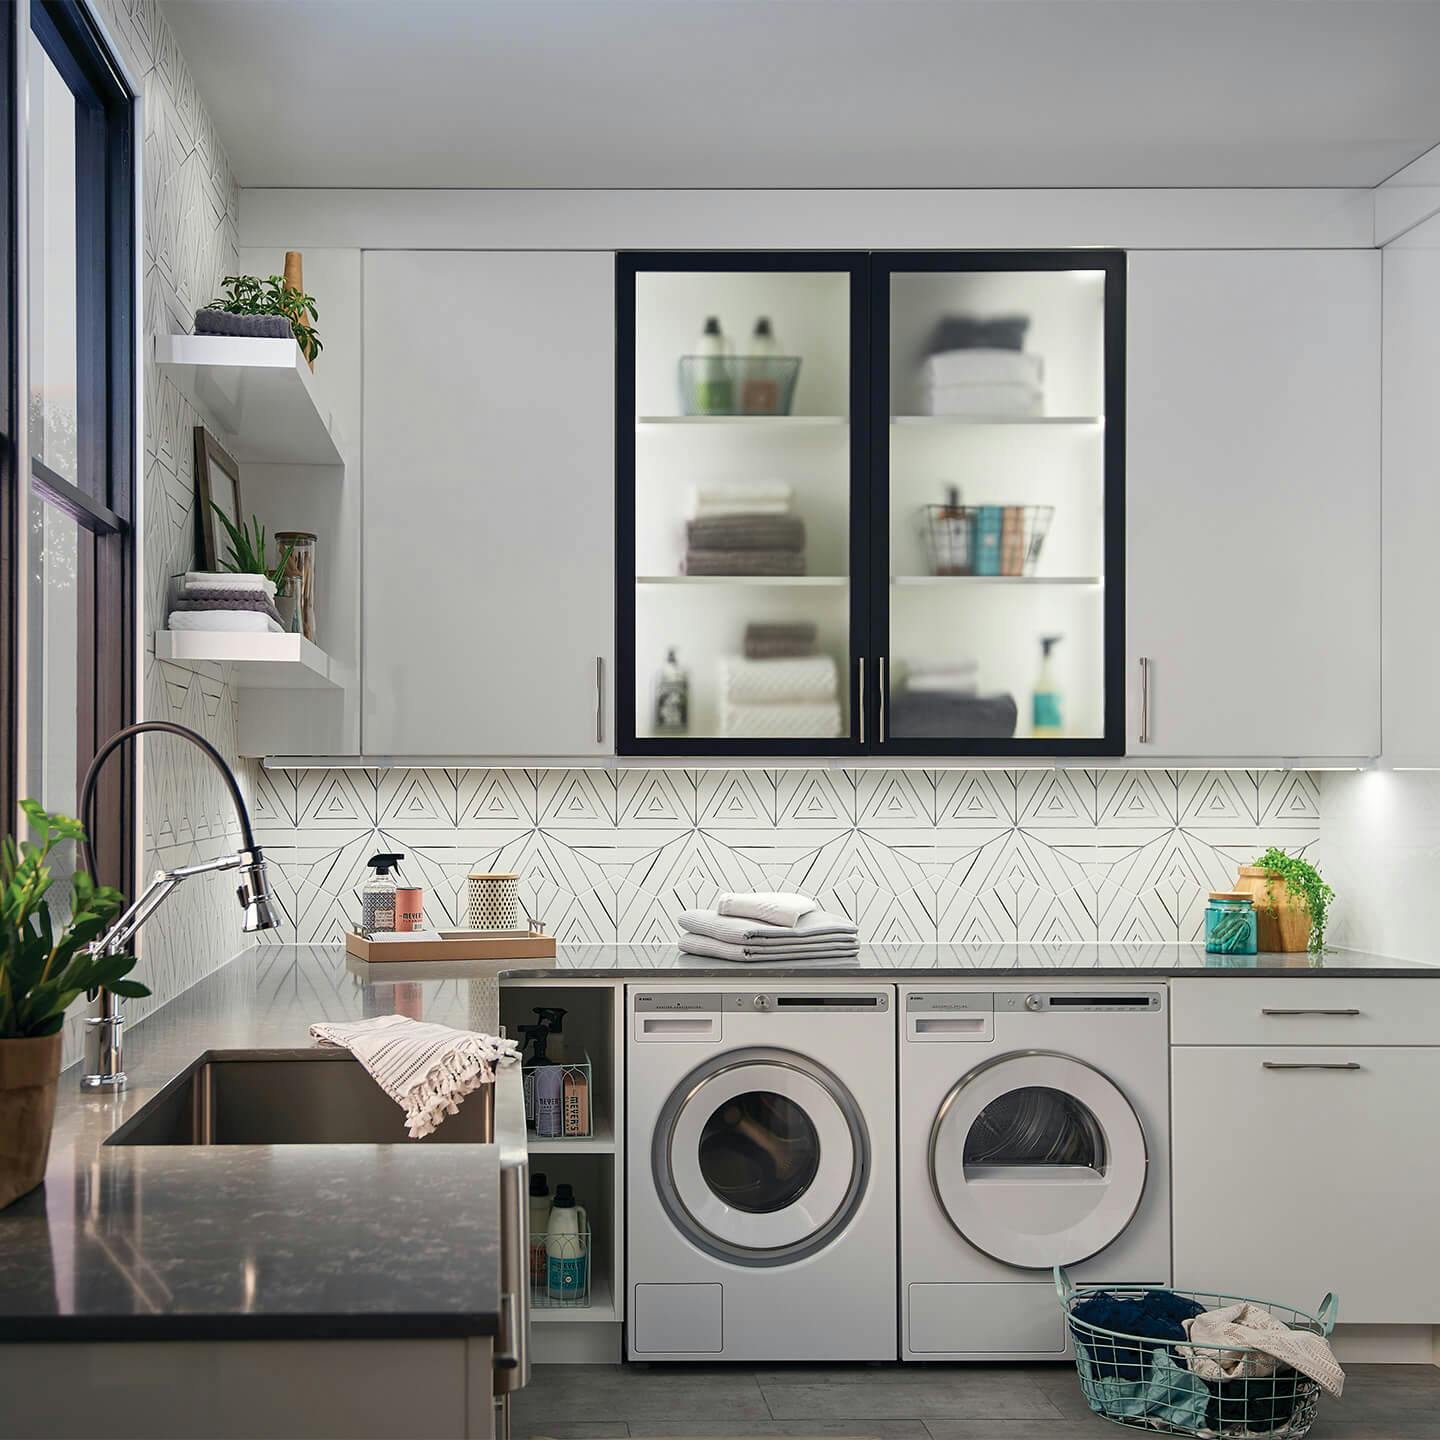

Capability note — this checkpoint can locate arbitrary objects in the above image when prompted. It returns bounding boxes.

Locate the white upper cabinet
[363,252,614,756]
[1126,250,1380,759]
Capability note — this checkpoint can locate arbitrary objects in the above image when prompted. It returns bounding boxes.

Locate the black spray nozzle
[366,852,405,875]
[533,1006,567,1034]
[1040,635,1063,658]
[516,1022,552,1063]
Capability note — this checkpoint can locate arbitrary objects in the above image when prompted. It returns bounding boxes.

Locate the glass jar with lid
[1204,891,1258,955]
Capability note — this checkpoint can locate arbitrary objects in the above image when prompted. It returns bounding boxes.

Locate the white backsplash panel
[252,768,1320,946]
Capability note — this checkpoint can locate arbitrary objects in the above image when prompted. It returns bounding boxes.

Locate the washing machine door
[653,1046,870,1267]
[929,1050,1148,1268]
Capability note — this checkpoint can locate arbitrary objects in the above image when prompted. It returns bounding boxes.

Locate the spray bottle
[360,853,406,936]
[1032,635,1064,739]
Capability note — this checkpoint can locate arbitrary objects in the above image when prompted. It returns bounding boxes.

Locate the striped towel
[309,1014,520,1138]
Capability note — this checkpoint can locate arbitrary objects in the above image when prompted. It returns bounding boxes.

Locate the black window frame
[11,0,135,890]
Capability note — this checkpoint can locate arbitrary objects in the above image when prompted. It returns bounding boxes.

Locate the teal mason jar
[1205,891,1258,955]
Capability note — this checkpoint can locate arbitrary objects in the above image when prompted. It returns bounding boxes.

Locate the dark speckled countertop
[0,940,1432,1342]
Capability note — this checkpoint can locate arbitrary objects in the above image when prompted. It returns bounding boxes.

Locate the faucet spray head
[237,848,280,933]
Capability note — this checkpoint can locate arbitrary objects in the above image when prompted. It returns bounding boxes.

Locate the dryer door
[929,1051,1148,1268]
[653,1046,870,1267]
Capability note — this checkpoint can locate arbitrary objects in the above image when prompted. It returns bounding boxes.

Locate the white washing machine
[627,982,896,1362]
[900,983,1171,1361]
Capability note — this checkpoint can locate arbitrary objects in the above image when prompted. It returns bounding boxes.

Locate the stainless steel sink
[105,1047,495,1146]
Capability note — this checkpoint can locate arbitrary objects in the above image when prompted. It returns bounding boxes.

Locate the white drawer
[1171,978,1440,1046]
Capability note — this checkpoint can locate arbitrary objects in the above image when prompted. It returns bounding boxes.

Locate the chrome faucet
[78,721,279,1091]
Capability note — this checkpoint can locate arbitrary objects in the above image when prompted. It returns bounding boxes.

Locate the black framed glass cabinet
[616,251,1124,757]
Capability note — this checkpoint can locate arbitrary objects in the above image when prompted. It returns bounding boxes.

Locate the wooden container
[345,929,556,963]
[1235,865,1311,952]
[0,1032,62,1209]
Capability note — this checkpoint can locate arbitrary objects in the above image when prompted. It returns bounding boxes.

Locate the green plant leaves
[212,503,294,587]
[1251,845,1335,955]
[205,273,323,362]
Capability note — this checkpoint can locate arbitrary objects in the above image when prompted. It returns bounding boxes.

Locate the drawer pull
[1262,1061,1362,1071]
[1260,1008,1361,1017]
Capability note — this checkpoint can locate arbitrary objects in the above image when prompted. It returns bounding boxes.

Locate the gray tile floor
[514,1363,1440,1440]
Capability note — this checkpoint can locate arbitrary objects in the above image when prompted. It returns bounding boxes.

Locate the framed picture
[193,426,241,570]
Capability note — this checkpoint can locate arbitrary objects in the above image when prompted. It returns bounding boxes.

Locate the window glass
[698,1091,821,1213]
[962,1086,1107,1171]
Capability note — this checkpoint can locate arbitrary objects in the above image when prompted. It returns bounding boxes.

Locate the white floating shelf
[892,575,1103,587]
[638,575,848,587]
[892,415,1102,427]
[155,631,341,689]
[637,415,847,427]
[154,334,344,465]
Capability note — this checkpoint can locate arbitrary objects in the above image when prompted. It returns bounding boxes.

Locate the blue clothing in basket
[1077,1345,1211,1432]
[1070,1289,1207,1381]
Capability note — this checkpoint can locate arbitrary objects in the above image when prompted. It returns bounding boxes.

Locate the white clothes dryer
[900,983,1171,1361]
[627,982,896,1362]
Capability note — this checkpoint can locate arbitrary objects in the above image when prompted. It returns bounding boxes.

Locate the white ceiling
[160,0,1440,190]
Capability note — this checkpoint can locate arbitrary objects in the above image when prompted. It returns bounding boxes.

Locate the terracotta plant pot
[0,1032,63,1209]
[1235,865,1311,952]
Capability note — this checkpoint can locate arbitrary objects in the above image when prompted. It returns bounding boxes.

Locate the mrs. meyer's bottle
[360,853,405,935]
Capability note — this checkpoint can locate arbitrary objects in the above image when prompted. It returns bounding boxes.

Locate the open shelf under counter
[891,414,1103,428]
[892,574,1103,587]
[638,575,849,587]
[637,415,847,428]
[527,1120,616,1156]
[154,630,342,689]
[532,1275,616,1325]
[154,333,344,464]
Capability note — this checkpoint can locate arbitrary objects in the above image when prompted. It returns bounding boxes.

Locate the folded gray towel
[194,310,294,340]
[684,550,807,576]
[686,515,806,552]
[679,933,862,964]
[888,691,1018,739]
[679,908,859,945]
[744,621,817,660]
[170,593,285,626]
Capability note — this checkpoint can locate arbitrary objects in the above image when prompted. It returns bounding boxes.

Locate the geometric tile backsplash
[253,767,1320,946]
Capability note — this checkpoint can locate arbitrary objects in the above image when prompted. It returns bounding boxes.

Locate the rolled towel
[716,891,818,928]
[686,515,806,552]
[684,550,807,577]
[680,908,859,946]
[680,933,861,964]
[743,621,817,660]
[719,655,837,705]
[167,610,284,634]
[923,382,1042,417]
[923,348,1044,389]
[720,700,841,738]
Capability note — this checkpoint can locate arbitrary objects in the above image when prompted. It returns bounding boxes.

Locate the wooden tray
[344,929,557,963]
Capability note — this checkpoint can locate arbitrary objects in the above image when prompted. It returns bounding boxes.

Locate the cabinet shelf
[637,415,846,428]
[892,415,1102,428]
[892,575,1103,587]
[154,631,341,689]
[531,1276,615,1324]
[154,333,344,464]
[637,575,848,587]
[528,1121,615,1155]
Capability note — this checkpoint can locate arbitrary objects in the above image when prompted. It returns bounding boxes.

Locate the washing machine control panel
[727,991,888,1012]
[998,991,1163,1013]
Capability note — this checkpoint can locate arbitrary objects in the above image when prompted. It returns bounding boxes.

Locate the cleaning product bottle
[530,1025,564,1138]
[653,648,689,735]
[1032,635,1064,739]
[528,1171,553,1286]
[741,316,783,414]
[516,1023,549,1127]
[532,1006,569,1063]
[750,315,780,356]
[693,315,732,415]
[546,1183,589,1302]
[562,1064,590,1138]
[360,853,405,936]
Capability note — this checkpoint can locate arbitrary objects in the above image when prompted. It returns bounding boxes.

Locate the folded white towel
[689,482,793,520]
[923,382,1042,417]
[183,571,276,598]
[310,1014,520,1139]
[923,349,1044,389]
[681,907,859,945]
[719,656,838,705]
[680,933,862,964]
[907,675,979,695]
[688,501,792,520]
[168,611,284,634]
[720,701,841,739]
[717,891,818,928]
[1179,1302,1345,1398]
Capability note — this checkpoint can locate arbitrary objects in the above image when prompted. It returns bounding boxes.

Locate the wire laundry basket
[1055,1267,1338,1439]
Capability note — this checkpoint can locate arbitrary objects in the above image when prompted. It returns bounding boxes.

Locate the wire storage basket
[522,1054,593,1139]
[530,1227,591,1309]
[1056,1268,1338,1439]
[922,503,1054,577]
[677,355,802,416]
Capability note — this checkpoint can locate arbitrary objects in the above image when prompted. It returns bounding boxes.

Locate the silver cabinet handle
[1261,1008,1361,1017]
[595,656,605,745]
[1138,656,1152,744]
[858,657,865,745]
[1263,1061,1362,1071]
[879,656,887,744]
[493,1289,520,1370]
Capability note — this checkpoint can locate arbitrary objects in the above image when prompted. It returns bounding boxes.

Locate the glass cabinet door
[873,253,1124,754]
[618,254,866,753]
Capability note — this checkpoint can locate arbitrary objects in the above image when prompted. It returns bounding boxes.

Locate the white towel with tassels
[309,1014,520,1138]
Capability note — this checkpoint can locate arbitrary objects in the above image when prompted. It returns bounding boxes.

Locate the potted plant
[211,505,297,625]
[0,802,148,1208]
[202,273,322,366]
[1237,847,1335,955]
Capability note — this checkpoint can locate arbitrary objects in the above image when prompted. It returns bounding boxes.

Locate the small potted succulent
[1237,847,1335,956]
[211,506,297,628]
[0,803,148,1208]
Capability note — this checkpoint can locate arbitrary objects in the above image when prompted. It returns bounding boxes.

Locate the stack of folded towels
[678,892,860,963]
[921,314,1043,417]
[167,571,285,634]
[684,482,806,576]
[718,651,840,739]
[743,620,817,659]
[890,657,1018,739]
